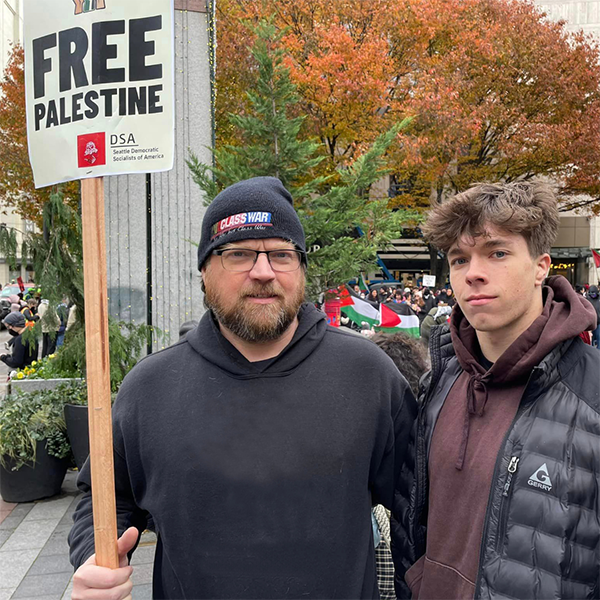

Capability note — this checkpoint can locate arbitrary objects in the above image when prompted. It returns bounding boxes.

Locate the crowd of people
[0,292,76,371]
[356,284,455,315]
[67,176,599,600]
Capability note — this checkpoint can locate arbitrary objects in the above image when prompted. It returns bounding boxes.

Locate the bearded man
[68,177,417,600]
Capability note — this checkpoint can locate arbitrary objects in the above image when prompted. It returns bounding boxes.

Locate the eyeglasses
[213,248,305,272]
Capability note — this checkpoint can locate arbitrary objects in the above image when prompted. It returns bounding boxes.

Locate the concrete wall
[106,4,212,349]
[1,0,23,71]
[535,1,600,32]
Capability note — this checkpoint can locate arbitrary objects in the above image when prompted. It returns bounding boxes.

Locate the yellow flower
[30,368,36,374]
[31,361,37,366]
[48,354,56,359]
[16,372,24,379]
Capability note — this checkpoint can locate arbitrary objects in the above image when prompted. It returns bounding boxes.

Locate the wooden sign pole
[80,176,119,569]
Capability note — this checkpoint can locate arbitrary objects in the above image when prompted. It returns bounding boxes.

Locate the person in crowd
[413,294,426,320]
[21,298,39,327]
[0,312,39,370]
[422,288,437,315]
[436,286,456,307]
[393,181,599,599]
[56,298,69,347]
[373,332,428,396]
[69,176,417,600]
[66,303,77,333]
[37,298,61,358]
[419,301,452,349]
[587,284,600,348]
[353,284,367,299]
[369,288,380,304]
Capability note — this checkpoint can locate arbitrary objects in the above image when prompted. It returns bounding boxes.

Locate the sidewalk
[0,471,156,599]
[0,331,155,599]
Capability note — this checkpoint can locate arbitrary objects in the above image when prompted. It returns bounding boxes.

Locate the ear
[535,253,552,287]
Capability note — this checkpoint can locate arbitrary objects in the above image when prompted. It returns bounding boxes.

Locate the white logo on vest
[527,463,553,492]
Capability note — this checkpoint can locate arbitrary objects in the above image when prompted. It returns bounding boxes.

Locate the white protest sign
[423,274,436,288]
[24,0,174,188]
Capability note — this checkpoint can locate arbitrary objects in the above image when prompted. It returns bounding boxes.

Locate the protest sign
[24,0,174,188]
[23,0,175,569]
[423,274,436,288]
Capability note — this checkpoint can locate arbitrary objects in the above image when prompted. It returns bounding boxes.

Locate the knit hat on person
[197,177,306,270]
[3,312,26,328]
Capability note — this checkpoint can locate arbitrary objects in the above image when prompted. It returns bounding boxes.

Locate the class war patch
[211,212,273,240]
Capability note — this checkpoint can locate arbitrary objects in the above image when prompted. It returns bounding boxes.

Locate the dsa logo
[73,0,106,15]
[77,133,106,169]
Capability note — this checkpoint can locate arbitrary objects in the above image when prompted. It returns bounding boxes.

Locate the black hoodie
[69,303,417,599]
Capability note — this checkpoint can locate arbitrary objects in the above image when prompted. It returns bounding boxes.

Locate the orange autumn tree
[215,0,600,213]
[0,45,79,228]
[386,0,600,213]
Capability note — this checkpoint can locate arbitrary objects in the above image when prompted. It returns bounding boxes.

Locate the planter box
[9,378,84,395]
[64,404,89,471]
[0,439,70,503]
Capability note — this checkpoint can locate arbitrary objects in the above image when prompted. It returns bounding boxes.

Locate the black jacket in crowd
[69,303,417,599]
[392,324,600,599]
[1,333,38,369]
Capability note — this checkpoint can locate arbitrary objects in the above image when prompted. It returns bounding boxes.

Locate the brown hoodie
[405,276,597,599]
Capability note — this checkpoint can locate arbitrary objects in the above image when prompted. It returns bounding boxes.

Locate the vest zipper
[474,366,544,598]
[496,456,519,553]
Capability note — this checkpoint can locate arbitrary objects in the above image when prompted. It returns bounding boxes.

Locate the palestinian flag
[340,286,379,328]
[592,249,600,269]
[376,302,420,338]
[358,274,369,294]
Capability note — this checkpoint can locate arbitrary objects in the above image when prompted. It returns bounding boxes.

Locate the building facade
[0,0,34,284]
[1,0,22,70]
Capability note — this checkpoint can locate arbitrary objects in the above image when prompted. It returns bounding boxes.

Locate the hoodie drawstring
[456,375,490,470]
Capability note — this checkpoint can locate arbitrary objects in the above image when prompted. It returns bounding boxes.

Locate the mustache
[241,284,283,298]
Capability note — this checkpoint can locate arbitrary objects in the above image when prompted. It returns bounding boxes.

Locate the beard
[203,272,306,343]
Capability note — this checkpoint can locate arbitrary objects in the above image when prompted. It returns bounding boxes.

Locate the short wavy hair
[422,181,560,257]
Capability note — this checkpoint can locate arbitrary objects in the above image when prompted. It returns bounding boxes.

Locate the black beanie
[197,177,306,270]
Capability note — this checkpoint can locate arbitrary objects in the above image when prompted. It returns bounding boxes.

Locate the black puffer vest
[392,325,600,599]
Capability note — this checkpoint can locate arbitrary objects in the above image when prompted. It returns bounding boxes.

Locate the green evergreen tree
[187,19,418,299]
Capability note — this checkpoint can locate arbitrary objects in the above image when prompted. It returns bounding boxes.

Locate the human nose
[248,252,276,282]
[464,256,489,285]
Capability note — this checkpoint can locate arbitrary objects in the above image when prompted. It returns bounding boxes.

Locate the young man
[393,181,599,599]
[69,177,417,600]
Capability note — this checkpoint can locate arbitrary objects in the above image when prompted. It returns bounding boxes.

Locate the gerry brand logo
[527,463,553,492]
[73,0,106,16]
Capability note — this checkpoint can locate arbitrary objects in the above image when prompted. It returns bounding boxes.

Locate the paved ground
[0,329,155,599]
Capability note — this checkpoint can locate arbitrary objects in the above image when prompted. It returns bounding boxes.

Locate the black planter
[64,404,89,471]
[1,440,69,503]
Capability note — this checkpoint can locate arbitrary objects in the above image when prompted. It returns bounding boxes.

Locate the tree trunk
[428,244,439,283]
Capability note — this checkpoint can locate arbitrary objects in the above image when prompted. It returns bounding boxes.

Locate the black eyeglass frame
[212,248,306,272]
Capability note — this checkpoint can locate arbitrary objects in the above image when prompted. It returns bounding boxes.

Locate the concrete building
[1,0,22,68]
[0,0,33,284]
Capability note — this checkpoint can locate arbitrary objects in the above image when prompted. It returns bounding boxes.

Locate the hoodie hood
[451,275,596,383]
[186,302,327,379]
[449,275,596,470]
